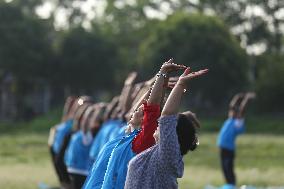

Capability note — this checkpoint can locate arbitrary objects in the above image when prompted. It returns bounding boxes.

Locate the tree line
[0,0,283,119]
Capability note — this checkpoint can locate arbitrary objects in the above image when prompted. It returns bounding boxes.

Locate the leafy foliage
[57,27,119,92]
[255,54,284,112]
[138,13,249,105]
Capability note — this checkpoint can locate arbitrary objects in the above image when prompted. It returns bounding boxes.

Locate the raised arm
[62,96,77,122]
[229,93,244,108]
[81,106,95,134]
[148,59,186,105]
[161,68,209,116]
[117,72,138,118]
[132,59,186,154]
[130,83,145,102]
[238,92,256,118]
[124,88,152,134]
[126,85,151,118]
[157,67,208,169]
[103,96,119,121]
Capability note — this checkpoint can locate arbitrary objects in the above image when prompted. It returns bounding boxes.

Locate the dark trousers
[220,148,236,185]
[69,173,87,189]
[49,147,71,186]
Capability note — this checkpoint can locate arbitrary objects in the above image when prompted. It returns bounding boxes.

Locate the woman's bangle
[176,82,188,93]
[156,71,168,79]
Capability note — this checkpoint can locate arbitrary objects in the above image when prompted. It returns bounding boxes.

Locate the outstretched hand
[177,67,209,89]
[160,58,186,74]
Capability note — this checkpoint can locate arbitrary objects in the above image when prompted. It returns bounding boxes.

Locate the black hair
[229,105,240,113]
[176,113,199,155]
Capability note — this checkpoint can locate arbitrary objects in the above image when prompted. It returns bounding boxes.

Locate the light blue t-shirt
[217,118,245,151]
[83,130,139,189]
[108,122,127,141]
[52,119,73,154]
[89,119,124,163]
[83,136,124,189]
[64,131,93,175]
[101,130,138,189]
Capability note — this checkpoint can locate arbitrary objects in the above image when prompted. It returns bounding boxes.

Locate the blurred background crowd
[0,1,283,189]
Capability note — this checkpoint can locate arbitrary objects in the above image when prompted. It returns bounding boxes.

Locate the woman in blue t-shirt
[48,96,76,188]
[64,103,92,188]
[217,92,255,189]
[65,103,106,189]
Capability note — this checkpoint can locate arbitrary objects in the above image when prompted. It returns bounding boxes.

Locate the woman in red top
[83,59,185,189]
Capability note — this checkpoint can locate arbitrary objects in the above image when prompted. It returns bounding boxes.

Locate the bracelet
[156,72,167,78]
[176,83,187,93]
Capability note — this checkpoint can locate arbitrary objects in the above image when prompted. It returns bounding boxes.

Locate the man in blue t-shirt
[217,92,255,189]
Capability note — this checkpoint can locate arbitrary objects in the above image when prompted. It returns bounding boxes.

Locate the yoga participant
[89,72,138,165]
[84,59,185,189]
[124,66,208,189]
[217,92,255,189]
[52,96,93,188]
[64,104,93,189]
[83,87,152,189]
[48,96,76,188]
[87,103,107,137]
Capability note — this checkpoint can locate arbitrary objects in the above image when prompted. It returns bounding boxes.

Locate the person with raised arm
[88,72,138,164]
[64,103,106,189]
[124,67,208,189]
[83,59,185,189]
[50,96,93,189]
[217,92,256,189]
[83,88,151,189]
[64,104,93,189]
[48,96,76,188]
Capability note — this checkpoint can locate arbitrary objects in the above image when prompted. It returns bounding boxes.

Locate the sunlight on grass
[0,114,283,189]
[0,163,58,189]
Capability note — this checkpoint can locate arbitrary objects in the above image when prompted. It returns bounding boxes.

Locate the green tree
[138,13,249,106]
[201,0,284,54]
[0,1,56,118]
[255,54,284,112]
[0,2,54,88]
[58,27,118,92]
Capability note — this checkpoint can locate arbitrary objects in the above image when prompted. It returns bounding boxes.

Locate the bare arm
[62,96,76,121]
[117,72,138,119]
[229,93,244,108]
[119,72,138,107]
[125,87,152,122]
[238,92,256,118]
[129,85,150,109]
[103,96,119,121]
[124,88,152,134]
[161,68,209,116]
[130,83,145,101]
[148,59,186,105]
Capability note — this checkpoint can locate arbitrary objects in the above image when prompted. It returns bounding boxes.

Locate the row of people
[49,59,254,189]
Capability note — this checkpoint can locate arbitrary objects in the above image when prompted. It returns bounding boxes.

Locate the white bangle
[177,83,187,93]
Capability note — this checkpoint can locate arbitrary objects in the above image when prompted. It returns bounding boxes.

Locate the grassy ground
[0,112,283,189]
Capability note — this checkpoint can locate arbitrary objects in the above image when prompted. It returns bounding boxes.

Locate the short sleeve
[234,118,245,133]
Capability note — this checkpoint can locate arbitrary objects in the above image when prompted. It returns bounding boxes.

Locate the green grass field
[0,111,283,189]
